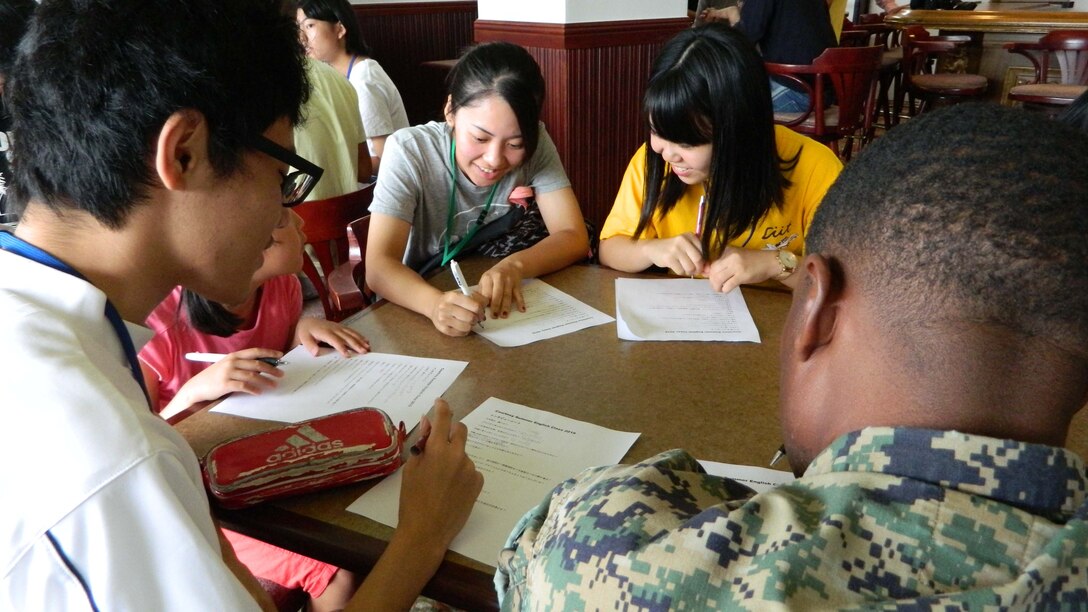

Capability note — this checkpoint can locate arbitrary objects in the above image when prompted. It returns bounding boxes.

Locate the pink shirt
[140,275,302,413]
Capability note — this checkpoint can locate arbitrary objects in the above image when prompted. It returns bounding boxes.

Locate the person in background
[297,57,371,199]
[701,0,838,112]
[0,0,36,218]
[498,103,1088,608]
[0,1,481,609]
[599,25,842,294]
[877,0,909,16]
[365,41,590,337]
[297,0,408,175]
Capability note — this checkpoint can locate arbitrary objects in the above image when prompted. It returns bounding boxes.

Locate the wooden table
[177,259,1088,610]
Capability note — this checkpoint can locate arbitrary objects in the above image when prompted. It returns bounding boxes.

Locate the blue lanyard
[346,54,358,79]
[0,232,152,410]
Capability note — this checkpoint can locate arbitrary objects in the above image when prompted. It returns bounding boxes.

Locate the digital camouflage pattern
[496,427,1088,610]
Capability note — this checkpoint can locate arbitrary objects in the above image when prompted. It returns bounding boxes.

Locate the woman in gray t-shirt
[367,42,589,337]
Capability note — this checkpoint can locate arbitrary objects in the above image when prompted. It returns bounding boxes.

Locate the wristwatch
[774,249,797,281]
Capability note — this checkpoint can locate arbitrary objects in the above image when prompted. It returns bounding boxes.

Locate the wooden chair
[293,185,374,322]
[327,215,374,315]
[766,45,883,161]
[850,14,904,128]
[1005,30,1088,113]
[899,25,988,117]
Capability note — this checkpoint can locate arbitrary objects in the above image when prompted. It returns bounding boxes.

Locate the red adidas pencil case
[202,407,406,509]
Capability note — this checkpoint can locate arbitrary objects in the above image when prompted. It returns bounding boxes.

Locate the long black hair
[180,290,244,337]
[635,24,798,260]
[297,0,372,57]
[446,41,546,159]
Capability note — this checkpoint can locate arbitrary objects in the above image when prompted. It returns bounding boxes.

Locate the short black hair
[637,24,796,260]
[808,103,1088,359]
[297,0,371,57]
[447,41,546,160]
[0,0,36,80]
[7,0,309,227]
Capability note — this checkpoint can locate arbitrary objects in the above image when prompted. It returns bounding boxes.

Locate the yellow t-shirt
[600,126,842,259]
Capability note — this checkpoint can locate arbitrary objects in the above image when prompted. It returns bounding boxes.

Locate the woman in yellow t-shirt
[599,24,843,293]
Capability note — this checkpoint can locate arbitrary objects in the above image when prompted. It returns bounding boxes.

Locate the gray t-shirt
[369,121,571,271]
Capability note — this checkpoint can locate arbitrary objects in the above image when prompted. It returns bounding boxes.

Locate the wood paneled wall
[475,19,690,233]
[351,2,477,125]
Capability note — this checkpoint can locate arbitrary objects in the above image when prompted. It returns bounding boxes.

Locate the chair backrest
[766,45,883,140]
[327,215,374,317]
[902,26,968,83]
[293,184,374,321]
[1007,30,1088,86]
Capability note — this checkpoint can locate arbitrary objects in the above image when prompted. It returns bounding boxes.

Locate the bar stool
[1005,30,1088,115]
[899,25,988,117]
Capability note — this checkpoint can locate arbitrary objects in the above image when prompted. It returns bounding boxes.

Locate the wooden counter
[887,9,1088,34]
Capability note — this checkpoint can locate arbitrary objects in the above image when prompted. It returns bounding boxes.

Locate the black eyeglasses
[246,134,324,207]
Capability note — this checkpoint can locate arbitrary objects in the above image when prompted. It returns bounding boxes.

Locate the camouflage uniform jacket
[495,427,1088,610]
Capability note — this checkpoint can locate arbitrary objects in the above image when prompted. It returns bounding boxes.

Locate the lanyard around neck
[0,232,152,410]
[346,54,358,79]
[441,137,498,268]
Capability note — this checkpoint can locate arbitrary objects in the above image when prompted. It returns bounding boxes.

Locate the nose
[482,141,504,169]
[290,210,304,231]
[650,135,678,163]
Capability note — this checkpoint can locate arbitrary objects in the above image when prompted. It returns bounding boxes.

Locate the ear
[789,254,842,363]
[336,22,346,40]
[154,110,206,191]
[443,95,454,125]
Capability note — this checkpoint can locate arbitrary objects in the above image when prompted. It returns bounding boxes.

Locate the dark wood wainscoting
[475,19,690,234]
[352,2,477,125]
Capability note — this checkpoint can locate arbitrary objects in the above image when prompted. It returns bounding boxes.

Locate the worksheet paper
[697,460,795,494]
[615,278,761,342]
[473,279,614,347]
[210,348,467,424]
[346,397,640,567]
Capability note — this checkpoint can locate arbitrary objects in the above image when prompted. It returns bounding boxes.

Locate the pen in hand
[450,259,484,329]
[409,411,433,456]
[692,194,707,279]
[184,352,284,367]
[769,444,786,467]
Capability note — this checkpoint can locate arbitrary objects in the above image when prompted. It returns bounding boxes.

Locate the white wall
[476,0,686,24]
[348,0,688,21]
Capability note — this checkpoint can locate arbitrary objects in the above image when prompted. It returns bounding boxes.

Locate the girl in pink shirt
[139,210,369,611]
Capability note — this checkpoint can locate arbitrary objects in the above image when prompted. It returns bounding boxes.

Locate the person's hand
[701,6,740,25]
[295,318,370,356]
[642,234,704,276]
[174,348,285,406]
[704,247,782,294]
[429,290,486,337]
[398,400,483,549]
[479,259,526,319]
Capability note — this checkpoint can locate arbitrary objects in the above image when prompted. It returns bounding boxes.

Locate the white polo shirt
[0,249,258,610]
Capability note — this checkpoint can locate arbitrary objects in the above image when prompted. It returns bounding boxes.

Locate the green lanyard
[441,137,499,268]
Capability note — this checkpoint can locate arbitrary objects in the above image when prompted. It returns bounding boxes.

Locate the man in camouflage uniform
[495,103,1088,609]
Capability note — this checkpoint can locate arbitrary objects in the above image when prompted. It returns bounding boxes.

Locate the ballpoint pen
[769,444,786,467]
[692,194,707,279]
[184,352,284,367]
[450,259,484,329]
